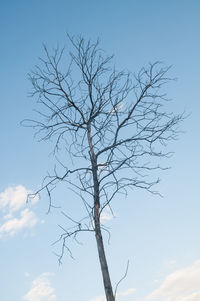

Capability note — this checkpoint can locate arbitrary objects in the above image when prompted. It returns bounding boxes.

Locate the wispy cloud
[100,207,114,223]
[0,208,37,237]
[90,287,136,301]
[0,185,37,212]
[109,102,125,115]
[23,273,57,301]
[0,185,38,238]
[117,287,136,297]
[143,260,200,301]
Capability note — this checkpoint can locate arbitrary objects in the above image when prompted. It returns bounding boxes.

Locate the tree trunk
[94,213,115,301]
[93,168,115,301]
[88,123,114,301]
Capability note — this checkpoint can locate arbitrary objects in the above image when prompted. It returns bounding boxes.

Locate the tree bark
[93,168,115,301]
[94,210,115,301]
[88,122,115,301]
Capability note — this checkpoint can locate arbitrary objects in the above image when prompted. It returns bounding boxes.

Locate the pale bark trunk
[88,123,115,301]
[94,211,115,301]
[93,168,115,301]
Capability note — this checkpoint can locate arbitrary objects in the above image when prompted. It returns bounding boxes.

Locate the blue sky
[0,1,200,300]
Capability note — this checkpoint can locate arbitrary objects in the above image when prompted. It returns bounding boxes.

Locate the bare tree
[25,35,184,301]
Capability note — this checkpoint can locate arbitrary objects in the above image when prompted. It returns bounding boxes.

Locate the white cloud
[0,185,38,212]
[143,260,200,301]
[100,208,114,223]
[109,102,124,114]
[90,287,135,301]
[3,212,13,220]
[0,208,37,237]
[117,287,136,297]
[180,292,200,301]
[0,185,39,238]
[23,273,57,301]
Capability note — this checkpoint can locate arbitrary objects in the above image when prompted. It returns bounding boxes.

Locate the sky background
[0,1,200,301]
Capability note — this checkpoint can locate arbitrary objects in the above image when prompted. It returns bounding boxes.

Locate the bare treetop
[26,36,182,203]
[25,35,184,301]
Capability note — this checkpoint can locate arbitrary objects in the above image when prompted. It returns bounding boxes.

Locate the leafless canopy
[24,35,183,300]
